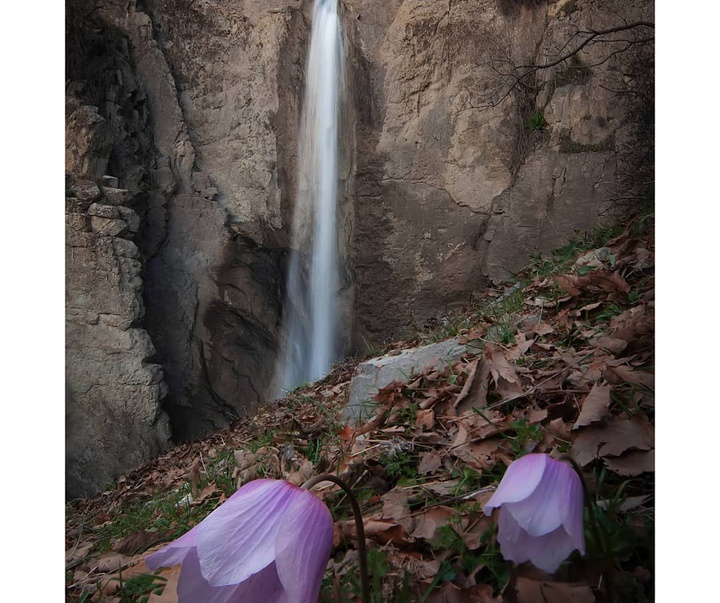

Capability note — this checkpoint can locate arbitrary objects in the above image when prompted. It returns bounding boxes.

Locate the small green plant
[628,289,641,304]
[474,282,527,344]
[428,522,508,596]
[322,548,414,603]
[451,465,484,496]
[93,483,217,552]
[421,559,457,601]
[558,0,579,16]
[507,418,543,456]
[204,448,241,495]
[395,402,418,427]
[525,110,546,132]
[380,450,419,482]
[591,302,624,325]
[424,312,474,342]
[112,571,167,603]
[473,410,542,457]
[473,532,510,588]
[367,548,389,603]
[431,524,467,555]
[246,430,277,453]
[587,221,624,247]
[282,380,311,396]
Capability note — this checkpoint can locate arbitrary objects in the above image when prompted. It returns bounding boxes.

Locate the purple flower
[146,479,334,603]
[483,453,585,574]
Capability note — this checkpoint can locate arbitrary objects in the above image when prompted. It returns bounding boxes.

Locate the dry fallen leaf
[381,488,415,532]
[555,274,582,297]
[88,551,134,574]
[417,408,436,429]
[594,335,628,355]
[456,514,493,551]
[418,450,443,475]
[573,382,612,429]
[411,506,455,541]
[603,449,655,475]
[571,414,654,466]
[604,364,655,389]
[456,357,491,414]
[112,530,171,556]
[485,344,524,399]
[285,457,314,485]
[513,577,595,603]
[506,333,535,361]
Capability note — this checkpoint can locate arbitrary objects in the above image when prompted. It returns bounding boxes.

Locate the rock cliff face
[65,173,172,497]
[347,0,652,342]
[65,0,653,496]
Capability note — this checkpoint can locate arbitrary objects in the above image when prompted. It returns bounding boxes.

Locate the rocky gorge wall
[65,0,653,497]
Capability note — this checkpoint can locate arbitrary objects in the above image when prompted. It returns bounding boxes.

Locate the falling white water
[277,0,345,393]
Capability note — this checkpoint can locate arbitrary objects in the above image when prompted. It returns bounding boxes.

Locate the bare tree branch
[516,22,654,71]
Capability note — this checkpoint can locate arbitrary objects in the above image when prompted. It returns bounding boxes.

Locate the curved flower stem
[303,474,370,603]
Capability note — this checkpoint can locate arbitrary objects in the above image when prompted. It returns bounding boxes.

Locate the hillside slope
[66,212,654,603]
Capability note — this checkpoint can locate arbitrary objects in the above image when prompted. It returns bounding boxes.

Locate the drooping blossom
[483,453,585,574]
[146,479,334,603]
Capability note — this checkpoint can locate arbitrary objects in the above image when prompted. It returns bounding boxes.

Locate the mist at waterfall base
[276,0,345,396]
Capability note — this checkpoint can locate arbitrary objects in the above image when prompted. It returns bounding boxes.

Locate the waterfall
[277,0,345,394]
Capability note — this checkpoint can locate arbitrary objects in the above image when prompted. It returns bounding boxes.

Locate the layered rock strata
[65,176,172,498]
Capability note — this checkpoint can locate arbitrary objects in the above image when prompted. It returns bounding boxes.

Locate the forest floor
[66,211,655,603]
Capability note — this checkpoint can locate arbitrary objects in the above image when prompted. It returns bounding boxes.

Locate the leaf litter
[66,214,655,602]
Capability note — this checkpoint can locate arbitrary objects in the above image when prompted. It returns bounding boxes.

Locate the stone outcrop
[66,0,291,468]
[343,338,468,426]
[65,0,653,496]
[65,177,171,498]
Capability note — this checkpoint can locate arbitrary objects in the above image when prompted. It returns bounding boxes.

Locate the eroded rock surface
[346,0,652,342]
[65,177,172,498]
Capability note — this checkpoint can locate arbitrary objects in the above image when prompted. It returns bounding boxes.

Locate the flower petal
[146,523,201,570]
[504,457,569,536]
[198,479,304,586]
[176,548,244,603]
[497,509,578,574]
[225,564,289,603]
[559,465,586,554]
[275,490,334,603]
[525,525,579,574]
[496,508,531,566]
[483,454,547,514]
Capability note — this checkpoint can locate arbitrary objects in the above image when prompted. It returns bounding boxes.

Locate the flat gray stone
[342,338,467,426]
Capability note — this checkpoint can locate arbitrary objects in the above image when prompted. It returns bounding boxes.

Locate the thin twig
[481,351,594,413]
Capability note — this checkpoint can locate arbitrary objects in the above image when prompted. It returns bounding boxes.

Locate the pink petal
[496,508,531,565]
[176,548,244,603]
[497,509,578,574]
[483,454,547,514]
[225,564,289,603]
[198,480,304,586]
[525,525,579,574]
[504,457,569,536]
[559,465,586,554]
[146,523,201,570]
[275,490,334,603]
